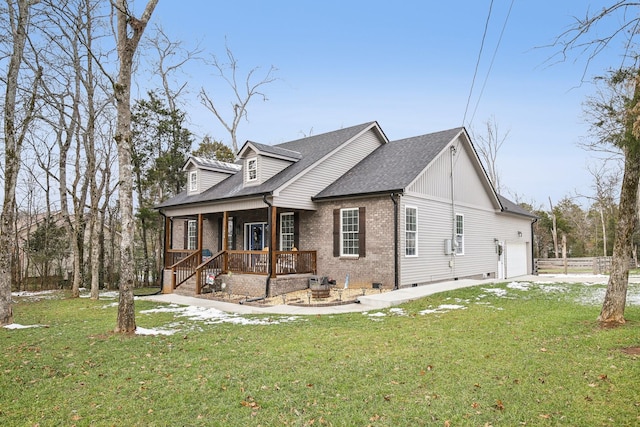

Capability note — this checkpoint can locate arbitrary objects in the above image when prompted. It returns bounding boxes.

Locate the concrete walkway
[140,276,503,315]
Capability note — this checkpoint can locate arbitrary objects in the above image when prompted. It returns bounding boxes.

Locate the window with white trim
[455,214,464,255]
[187,220,197,250]
[247,157,257,182]
[280,212,294,251]
[405,206,418,256]
[189,170,197,192]
[341,208,359,256]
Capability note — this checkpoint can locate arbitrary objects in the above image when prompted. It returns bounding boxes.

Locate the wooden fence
[534,257,637,275]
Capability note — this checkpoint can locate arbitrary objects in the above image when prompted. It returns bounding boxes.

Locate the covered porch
[162,207,317,296]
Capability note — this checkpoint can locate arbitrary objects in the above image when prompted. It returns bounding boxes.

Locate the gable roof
[238,141,302,161]
[314,127,464,200]
[156,121,380,209]
[497,194,538,219]
[183,156,241,174]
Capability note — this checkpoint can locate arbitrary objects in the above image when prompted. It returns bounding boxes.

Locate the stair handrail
[195,250,226,294]
[170,250,201,290]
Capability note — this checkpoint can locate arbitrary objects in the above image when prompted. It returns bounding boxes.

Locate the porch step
[174,276,197,296]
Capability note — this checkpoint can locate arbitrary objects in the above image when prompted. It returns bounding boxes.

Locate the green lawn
[2,282,639,426]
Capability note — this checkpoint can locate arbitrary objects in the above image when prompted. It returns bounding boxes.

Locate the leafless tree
[555,2,640,324]
[548,197,560,258]
[472,116,509,194]
[144,26,201,284]
[0,0,42,326]
[113,0,158,333]
[583,163,621,257]
[199,41,277,153]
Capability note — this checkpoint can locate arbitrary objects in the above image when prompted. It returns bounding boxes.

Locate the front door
[246,222,267,250]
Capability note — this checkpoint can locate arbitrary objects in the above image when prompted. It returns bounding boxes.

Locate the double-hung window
[189,170,197,192]
[280,213,294,251]
[187,220,197,250]
[247,158,257,182]
[455,213,464,255]
[341,208,359,256]
[405,206,418,256]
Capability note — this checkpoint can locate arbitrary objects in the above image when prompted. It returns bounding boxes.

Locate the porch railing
[227,250,269,274]
[195,250,225,294]
[169,250,200,289]
[168,249,318,294]
[165,249,197,267]
[275,251,316,275]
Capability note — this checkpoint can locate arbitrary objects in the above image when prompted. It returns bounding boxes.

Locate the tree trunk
[1,0,36,325]
[598,143,640,324]
[549,198,559,258]
[600,207,607,257]
[114,0,158,333]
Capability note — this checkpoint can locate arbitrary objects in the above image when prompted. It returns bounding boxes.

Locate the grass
[2,282,640,426]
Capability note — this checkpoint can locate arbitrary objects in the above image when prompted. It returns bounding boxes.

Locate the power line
[462,0,494,128]
[468,0,516,126]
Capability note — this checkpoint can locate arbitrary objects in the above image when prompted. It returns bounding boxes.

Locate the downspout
[531,217,538,275]
[241,194,272,304]
[450,145,457,275]
[154,211,168,296]
[390,193,399,290]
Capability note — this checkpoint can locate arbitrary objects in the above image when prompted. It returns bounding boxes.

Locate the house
[156,121,536,298]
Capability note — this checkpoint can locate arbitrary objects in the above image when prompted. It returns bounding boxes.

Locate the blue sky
[141,1,628,208]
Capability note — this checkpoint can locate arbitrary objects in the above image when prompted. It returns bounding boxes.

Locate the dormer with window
[238,141,301,187]
[183,156,241,195]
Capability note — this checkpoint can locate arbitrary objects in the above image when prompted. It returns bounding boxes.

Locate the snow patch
[367,312,386,317]
[135,326,177,336]
[3,323,45,329]
[507,282,531,291]
[140,304,302,326]
[482,288,507,297]
[419,304,467,315]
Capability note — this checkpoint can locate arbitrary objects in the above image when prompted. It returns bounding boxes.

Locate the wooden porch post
[164,216,171,268]
[222,211,229,250]
[197,213,203,252]
[222,211,229,273]
[195,214,204,294]
[270,206,277,278]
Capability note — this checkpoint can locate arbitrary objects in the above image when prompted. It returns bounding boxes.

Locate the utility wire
[468,0,516,126]
[462,0,494,128]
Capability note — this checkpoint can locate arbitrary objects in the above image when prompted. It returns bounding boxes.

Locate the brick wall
[300,196,396,289]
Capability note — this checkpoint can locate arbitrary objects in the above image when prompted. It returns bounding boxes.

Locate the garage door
[505,242,527,278]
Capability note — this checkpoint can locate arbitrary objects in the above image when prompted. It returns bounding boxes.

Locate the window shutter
[183,220,188,249]
[359,206,366,257]
[294,212,300,249]
[217,217,223,250]
[333,209,340,257]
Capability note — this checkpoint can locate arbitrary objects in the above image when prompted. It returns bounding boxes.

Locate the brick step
[174,276,197,296]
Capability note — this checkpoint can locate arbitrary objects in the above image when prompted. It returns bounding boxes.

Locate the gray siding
[199,170,232,192]
[185,165,234,195]
[399,136,532,286]
[259,156,293,183]
[275,129,384,210]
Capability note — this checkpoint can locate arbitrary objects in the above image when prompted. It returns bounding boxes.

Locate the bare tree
[472,116,509,194]
[548,197,560,258]
[556,3,640,324]
[1,0,41,326]
[199,41,277,153]
[584,163,621,257]
[113,0,158,333]
[145,26,200,283]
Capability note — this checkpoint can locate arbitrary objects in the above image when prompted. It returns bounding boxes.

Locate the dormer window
[189,170,198,192]
[247,157,257,182]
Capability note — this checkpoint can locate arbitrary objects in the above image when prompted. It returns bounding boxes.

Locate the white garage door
[506,242,527,278]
